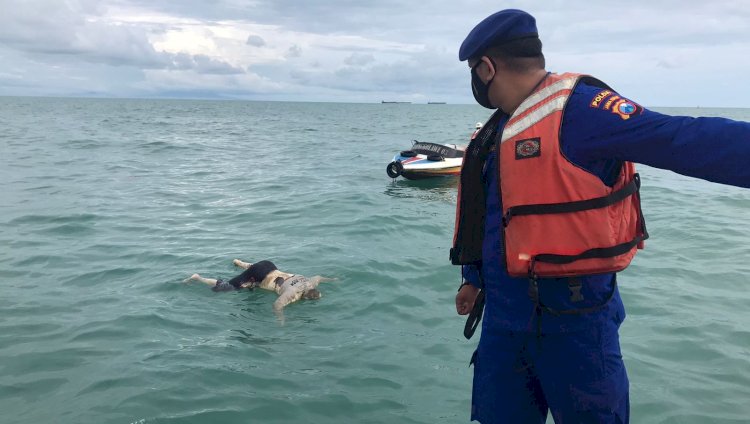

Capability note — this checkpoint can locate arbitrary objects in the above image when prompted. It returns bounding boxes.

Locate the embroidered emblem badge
[611,99,642,120]
[515,138,541,160]
[603,95,620,111]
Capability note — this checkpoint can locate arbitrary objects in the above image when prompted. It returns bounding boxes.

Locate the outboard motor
[386,160,403,178]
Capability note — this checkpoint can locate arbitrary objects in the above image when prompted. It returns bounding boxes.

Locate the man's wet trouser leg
[537,318,629,423]
[470,319,628,423]
[470,329,548,423]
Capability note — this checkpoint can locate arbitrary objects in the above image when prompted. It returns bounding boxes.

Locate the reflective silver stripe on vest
[501,77,577,143]
[501,95,568,143]
[511,77,578,121]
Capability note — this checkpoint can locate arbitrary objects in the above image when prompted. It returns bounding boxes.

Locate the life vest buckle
[567,277,585,303]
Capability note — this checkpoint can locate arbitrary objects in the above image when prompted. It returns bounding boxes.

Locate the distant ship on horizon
[381,101,448,104]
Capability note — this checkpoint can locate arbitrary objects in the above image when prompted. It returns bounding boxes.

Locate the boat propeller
[386,160,404,178]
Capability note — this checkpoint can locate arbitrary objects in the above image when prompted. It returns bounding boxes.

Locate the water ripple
[2,99,749,423]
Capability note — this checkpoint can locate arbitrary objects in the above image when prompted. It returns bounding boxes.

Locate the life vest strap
[450,111,505,266]
[533,234,647,266]
[526,172,649,269]
[503,174,641,226]
[463,289,486,340]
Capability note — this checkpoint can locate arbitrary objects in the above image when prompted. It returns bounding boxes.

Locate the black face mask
[471,58,497,109]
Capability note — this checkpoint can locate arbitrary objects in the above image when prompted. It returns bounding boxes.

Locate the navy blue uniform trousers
[471,317,628,423]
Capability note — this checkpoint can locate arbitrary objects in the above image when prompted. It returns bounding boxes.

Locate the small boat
[386,141,465,180]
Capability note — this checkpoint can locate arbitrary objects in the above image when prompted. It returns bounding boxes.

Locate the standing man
[451,9,750,423]
[471,122,483,140]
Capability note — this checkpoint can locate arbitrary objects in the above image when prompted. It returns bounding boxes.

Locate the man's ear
[479,56,496,81]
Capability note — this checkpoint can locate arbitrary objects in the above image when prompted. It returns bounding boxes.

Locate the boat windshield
[411,142,464,158]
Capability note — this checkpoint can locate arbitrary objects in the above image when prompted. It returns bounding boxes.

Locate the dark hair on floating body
[486,37,545,73]
[227,260,278,288]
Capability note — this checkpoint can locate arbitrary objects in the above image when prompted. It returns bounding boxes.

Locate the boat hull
[401,165,462,179]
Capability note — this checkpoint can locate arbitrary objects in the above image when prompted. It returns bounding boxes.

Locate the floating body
[184,259,335,322]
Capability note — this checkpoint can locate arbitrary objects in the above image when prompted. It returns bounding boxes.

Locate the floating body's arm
[272,293,297,324]
[183,273,217,286]
[306,276,336,288]
[233,259,252,269]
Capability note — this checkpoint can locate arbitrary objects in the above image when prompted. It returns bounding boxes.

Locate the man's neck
[501,69,549,114]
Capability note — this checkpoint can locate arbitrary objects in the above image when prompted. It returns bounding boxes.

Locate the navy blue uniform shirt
[463,81,750,333]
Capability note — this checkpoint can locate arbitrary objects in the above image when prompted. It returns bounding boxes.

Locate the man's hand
[456,283,480,315]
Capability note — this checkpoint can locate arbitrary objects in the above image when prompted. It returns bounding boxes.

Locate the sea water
[1,97,749,423]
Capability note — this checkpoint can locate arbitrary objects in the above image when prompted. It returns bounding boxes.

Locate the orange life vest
[450,73,648,278]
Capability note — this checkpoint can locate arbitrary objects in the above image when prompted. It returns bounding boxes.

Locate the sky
[1,0,750,106]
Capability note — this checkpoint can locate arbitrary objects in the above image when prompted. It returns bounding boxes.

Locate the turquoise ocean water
[1,97,749,424]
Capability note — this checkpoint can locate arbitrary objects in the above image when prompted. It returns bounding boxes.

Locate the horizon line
[0,94,742,109]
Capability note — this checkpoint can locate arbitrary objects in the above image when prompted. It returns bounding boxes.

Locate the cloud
[285,44,302,58]
[135,68,285,99]
[0,1,248,84]
[170,53,245,74]
[281,46,462,103]
[1,0,750,105]
[246,34,266,47]
[343,53,375,67]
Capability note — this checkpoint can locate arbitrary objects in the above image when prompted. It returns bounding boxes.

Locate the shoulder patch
[603,95,621,111]
[609,98,643,120]
[589,89,614,108]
